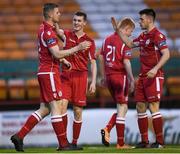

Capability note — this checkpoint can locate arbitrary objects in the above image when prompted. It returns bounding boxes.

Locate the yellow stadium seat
[26,78,40,100]
[8,79,25,100]
[0,79,8,100]
[166,77,180,95]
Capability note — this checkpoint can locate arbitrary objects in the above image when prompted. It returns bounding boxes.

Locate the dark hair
[43,3,58,19]
[74,11,87,21]
[139,8,156,21]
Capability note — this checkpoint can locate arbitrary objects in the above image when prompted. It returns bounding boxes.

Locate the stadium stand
[25,78,40,100]
[0,0,180,109]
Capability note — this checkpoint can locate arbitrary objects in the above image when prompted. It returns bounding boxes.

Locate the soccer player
[112,8,170,148]
[55,11,97,149]
[99,18,135,149]
[10,3,91,152]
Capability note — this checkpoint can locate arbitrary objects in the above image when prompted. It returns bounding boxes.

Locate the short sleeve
[44,30,58,48]
[123,46,132,59]
[89,40,96,60]
[154,32,168,50]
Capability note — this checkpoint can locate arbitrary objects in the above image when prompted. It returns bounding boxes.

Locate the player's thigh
[144,76,164,102]
[107,74,128,103]
[38,73,62,103]
[134,77,146,103]
[61,72,72,100]
[72,71,88,106]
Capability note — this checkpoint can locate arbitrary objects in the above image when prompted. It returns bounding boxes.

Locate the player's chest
[139,35,155,52]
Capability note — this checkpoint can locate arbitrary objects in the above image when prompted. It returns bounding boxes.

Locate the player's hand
[128,79,135,94]
[146,67,158,78]
[100,78,107,87]
[111,17,121,32]
[89,82,96,94]
[78,41,91,51]
[63,59,72,70]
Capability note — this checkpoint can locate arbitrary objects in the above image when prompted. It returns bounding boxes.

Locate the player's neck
[75,30,85,39]
[45,19,54,27]
[147,24,155,32]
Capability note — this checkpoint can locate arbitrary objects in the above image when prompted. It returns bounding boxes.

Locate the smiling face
[72,15,86,32]
[51,7,61,23]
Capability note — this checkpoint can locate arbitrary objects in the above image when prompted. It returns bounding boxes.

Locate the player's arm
[111,17,136,48]
[147,48,170,78]
[59,58,72,70]
[49,41,91,59]
[54,23,65,42]
[89,59,97,94]
[123,59,135,93]
[98,54,106,86]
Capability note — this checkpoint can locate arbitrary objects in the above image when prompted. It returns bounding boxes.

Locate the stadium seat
[8,50,26,60]
[25,78,40,100]
[0,50,8,59]
[0,79,8,100]
[8,79,25,100]
[166,77,180,95]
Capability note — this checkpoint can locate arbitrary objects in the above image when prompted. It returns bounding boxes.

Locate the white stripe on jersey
[122,75,126,94]
[41,31,47,47]
[156,77,164,91]
[37,72,55,75]
[50,72,56,92]
[121,43,125,55]
[88,51,92,60]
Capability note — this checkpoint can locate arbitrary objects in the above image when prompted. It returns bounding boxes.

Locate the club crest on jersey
[47,31,51,35]
[145,39,150,45]
[159,34,163,39]
[58,91,62,97]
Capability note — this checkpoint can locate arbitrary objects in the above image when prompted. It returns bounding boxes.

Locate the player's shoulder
[84,34,95,43]
[154,28,166,39]
[64,29,72,35]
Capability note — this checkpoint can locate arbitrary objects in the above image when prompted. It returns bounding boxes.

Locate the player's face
[52,8,61,23]
[125,26,134,37]
[73,15,86,32]
[139,14,149,30]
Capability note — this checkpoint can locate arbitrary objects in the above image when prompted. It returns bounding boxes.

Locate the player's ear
[83,20,87,26]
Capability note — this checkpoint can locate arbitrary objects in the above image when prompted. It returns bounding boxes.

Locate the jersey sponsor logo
[158,40,166,47]
[47,38,56,45]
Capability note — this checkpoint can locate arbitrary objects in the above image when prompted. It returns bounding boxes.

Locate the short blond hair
[119,17,135,29]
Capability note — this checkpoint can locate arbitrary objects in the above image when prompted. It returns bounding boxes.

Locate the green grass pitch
[0,145,180,153]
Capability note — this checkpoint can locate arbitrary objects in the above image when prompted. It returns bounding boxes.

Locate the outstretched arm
[111,17,136,48]
[49,41,91,59]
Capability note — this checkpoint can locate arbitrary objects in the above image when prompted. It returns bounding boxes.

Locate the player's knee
[136,102,146,113]
[149,102,160,113]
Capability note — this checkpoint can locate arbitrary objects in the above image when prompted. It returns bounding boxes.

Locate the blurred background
[0,0,180,147]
